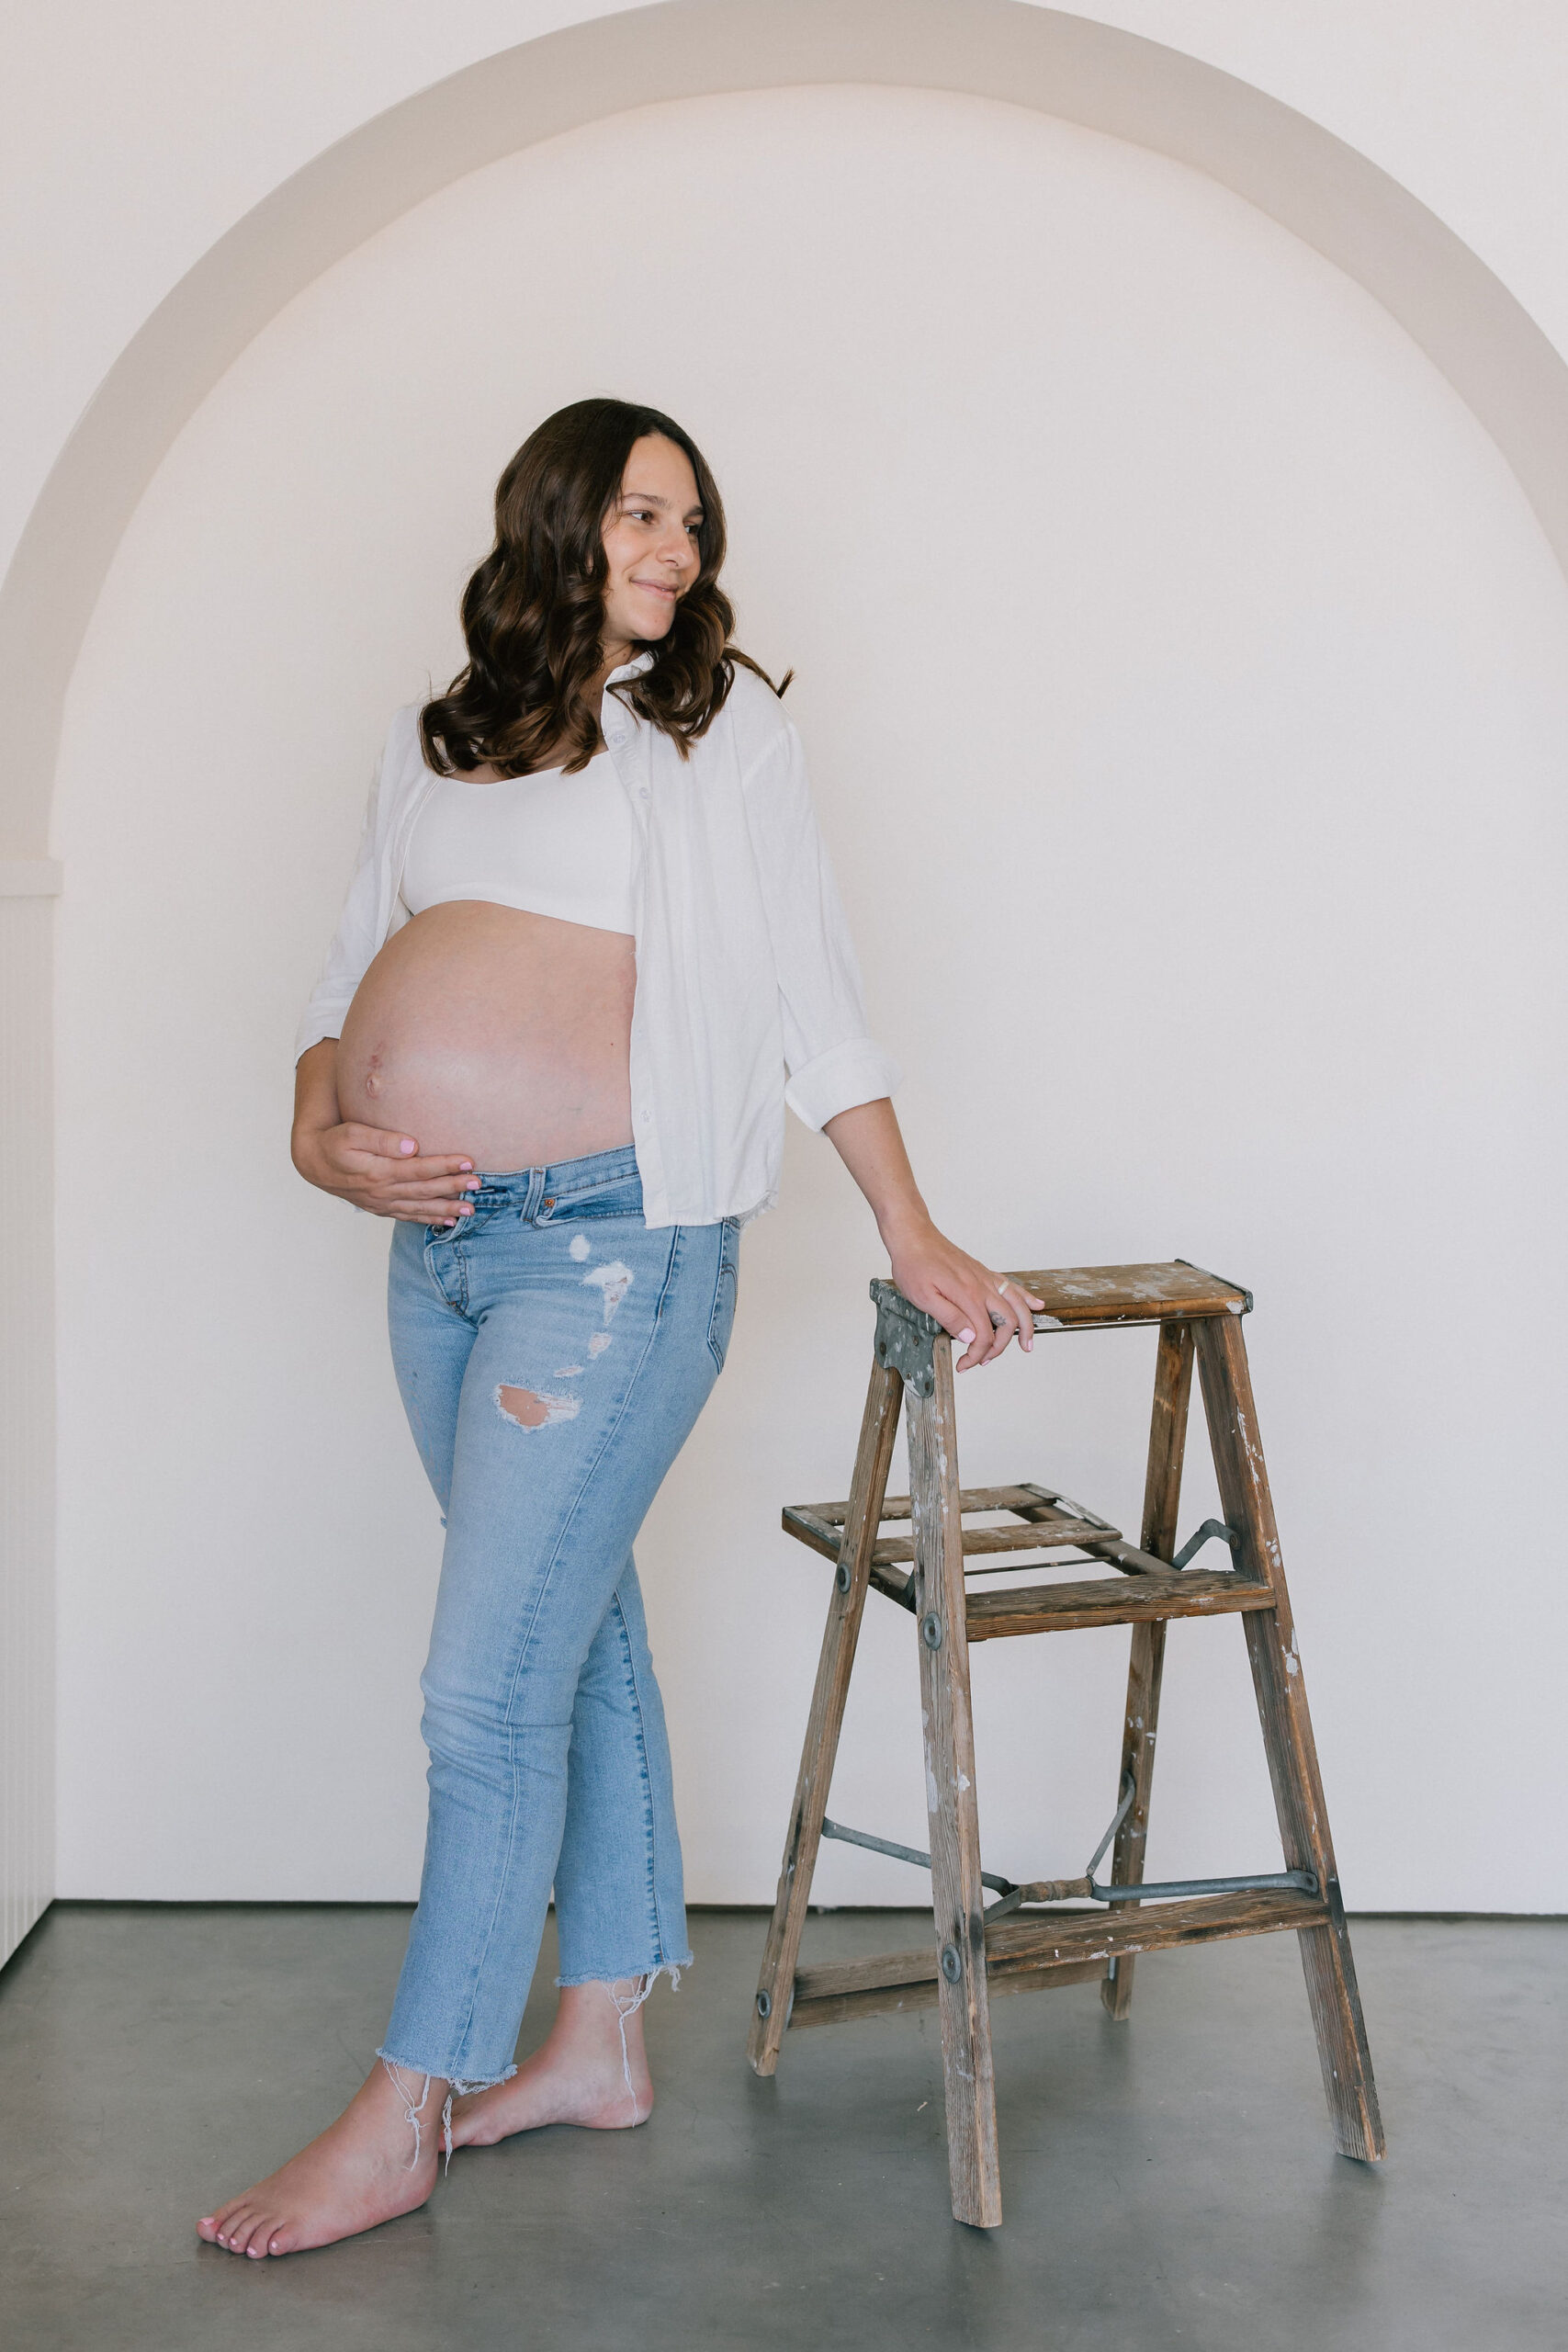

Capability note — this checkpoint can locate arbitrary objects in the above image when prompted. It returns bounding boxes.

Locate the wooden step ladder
[746,1261,1384,2228]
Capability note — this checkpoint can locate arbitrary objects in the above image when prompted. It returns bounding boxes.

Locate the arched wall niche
[40,73,1568,1916]
[5,0,1568,853]
[3,0,1566,1960]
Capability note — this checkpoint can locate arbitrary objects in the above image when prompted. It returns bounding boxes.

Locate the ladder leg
[1104,1319,1194,2019]
[1194,1314,1386,2161]
[747,1353,902,2075]
[908,1336,1002,2228]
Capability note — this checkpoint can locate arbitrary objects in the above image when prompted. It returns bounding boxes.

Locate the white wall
[52,85,1568,1909]
[9,3,1568,600]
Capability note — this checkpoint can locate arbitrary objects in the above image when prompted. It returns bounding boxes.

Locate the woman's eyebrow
[622,490,705,518]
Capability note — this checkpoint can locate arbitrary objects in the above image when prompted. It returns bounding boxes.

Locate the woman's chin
[627,599,678,637]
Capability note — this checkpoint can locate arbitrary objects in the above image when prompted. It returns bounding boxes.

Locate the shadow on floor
[0,1905,1562,2351]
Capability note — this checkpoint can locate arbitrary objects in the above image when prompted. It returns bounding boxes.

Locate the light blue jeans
[376,1144,739,2095]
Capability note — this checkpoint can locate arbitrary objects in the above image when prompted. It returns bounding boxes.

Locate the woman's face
[598,434,704,661]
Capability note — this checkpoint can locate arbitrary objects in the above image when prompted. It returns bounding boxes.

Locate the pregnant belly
[336,901,637,1170]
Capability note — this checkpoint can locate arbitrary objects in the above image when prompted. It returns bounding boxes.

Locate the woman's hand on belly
[292,1038,479,1224]
[295,1119,481,1223]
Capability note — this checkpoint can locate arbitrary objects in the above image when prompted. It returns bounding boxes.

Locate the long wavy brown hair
[419,398,789,776]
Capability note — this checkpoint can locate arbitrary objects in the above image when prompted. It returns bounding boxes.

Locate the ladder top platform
[1000,1261,1250,1328]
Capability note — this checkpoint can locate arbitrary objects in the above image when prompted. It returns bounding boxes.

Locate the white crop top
[399,749,637,933]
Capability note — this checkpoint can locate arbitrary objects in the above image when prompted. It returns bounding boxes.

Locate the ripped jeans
[377,1144,739,2094]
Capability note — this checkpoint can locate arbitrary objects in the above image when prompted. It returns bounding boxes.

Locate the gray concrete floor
[0,1905,1561,2352]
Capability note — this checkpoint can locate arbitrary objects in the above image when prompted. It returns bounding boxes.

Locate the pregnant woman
[198,398,1043,2258]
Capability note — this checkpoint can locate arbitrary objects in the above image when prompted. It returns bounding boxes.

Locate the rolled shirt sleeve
[741,718,902,1132]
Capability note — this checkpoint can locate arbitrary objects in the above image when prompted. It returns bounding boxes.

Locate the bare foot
[449,1979,653,2147]
[196,2061,445,2258]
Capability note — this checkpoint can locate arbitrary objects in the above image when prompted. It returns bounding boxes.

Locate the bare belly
[336,901,637,1170]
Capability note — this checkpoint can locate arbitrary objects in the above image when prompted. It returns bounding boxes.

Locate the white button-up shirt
[295,654,901,1226]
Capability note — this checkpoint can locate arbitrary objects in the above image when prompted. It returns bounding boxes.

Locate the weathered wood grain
[996,1262,1248,1327]
[790,1485,1055,1529]
[870,1517,1120,1566]
[1104,1318,1195,2020]
[746,1353,902,2076]
[907,1338,1002,2229]
[782,1500,1119,1566]
[964,1566,1273,1640]
[788,1886,1330,2027]
[1195,1313,1385,2162]
[789,1959,1105,2030]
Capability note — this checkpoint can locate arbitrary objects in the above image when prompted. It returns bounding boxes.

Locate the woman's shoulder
[380,701,433,787]
[388,700,424,753]
[713,658,795,770]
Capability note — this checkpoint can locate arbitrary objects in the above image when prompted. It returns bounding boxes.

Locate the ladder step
[792,1484,1060,1529]
[783,1485,1125,1569]
[787,1887,1328,2030]
[965,1569,1274,1639]
[869,1517,1119,1567]
[1004,1261,1250,1328]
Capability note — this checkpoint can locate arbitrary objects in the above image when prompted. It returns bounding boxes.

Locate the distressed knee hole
[495,1384,581,1430]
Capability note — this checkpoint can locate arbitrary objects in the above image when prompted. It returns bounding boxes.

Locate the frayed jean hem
[554,1951,693,1991]
[376,2050,519,2177]
[375,2045,520,2093]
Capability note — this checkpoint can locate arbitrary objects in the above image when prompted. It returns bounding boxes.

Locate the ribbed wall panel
[0,896,55,1967]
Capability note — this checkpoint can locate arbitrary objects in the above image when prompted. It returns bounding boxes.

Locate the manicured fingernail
[957,1329,976,1344]
[459,1161,473,1171]
[400,1138,417,1155]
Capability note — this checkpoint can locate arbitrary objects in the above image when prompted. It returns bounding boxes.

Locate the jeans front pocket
[705,1216,742,1374]
[542,1172,645,1227]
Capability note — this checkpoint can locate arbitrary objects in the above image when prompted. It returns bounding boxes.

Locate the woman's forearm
[821,1094,1043,1372]
[291,1038,343,1170]
[820,1096,933,1247]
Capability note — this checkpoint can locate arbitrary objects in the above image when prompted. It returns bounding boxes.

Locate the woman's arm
[291,1038,479,1223]
[822,1097,1044,1372]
